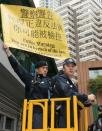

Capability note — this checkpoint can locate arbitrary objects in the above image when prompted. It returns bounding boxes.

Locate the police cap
[63,58,76,66]
[35,61,48,68]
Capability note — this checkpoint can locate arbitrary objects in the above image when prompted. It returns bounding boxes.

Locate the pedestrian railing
[22,96,88,131]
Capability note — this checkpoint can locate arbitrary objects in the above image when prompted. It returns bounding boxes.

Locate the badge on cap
[69,58,73,62]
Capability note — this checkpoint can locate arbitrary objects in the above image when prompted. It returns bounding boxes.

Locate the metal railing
[22,96,88,131]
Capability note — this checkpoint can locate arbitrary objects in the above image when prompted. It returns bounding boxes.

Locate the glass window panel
[5,117,14,131]
[0,114,4,129]
[89,69,102,79]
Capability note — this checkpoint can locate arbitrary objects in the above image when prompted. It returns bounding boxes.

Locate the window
[5,117,14,131]
[0,114,15,131]
[0,114,3,129]
[89,68,102,79]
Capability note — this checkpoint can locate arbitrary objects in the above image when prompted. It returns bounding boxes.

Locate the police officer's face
[37,66,48,76]
[63,64,76,77]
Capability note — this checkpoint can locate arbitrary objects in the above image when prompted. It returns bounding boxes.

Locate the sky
[33,0,40,7]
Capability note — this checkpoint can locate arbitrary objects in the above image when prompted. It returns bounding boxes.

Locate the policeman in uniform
[52,58,96,128]
[4,45,52,128]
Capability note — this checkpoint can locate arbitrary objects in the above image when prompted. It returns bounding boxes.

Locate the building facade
[39,0,63,9]
[72,0,102,61]
[55,4,77,70]
[55,0,102,70]
[0,39,25,131]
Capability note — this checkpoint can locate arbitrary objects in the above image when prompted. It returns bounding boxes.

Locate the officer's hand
[3,44,12,57]
[91,99,97,105]
[88,94,96,104]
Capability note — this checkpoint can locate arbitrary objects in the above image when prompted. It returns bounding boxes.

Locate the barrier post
[73,96,78,131]
[22,99,27,131]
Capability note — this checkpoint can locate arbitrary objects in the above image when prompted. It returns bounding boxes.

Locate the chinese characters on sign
[1,4,70,59]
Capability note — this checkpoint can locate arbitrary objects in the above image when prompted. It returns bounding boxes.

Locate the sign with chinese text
[1,4,70,59]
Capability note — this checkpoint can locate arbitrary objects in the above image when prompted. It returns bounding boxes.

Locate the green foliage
[11,49,32,71]
[89,75,102,90]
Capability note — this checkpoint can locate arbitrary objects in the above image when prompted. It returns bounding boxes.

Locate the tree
[89,75,102,91]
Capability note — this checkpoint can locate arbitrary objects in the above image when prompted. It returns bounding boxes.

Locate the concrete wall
[0,39,25,131]
[0,39,25,85]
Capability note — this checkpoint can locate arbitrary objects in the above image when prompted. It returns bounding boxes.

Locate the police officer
[3,45,52,128]
[52,58,96,128]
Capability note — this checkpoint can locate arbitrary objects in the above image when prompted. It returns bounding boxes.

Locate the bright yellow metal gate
[22,96,88,131]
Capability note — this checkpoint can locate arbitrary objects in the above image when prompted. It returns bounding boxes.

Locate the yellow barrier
[22,99,48,131]
[50,98,71,131]
[22,96,88,131]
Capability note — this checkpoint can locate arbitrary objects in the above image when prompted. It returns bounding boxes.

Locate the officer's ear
[63,66,65,72]
[63,65,67,73]
[35,68,38,73]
